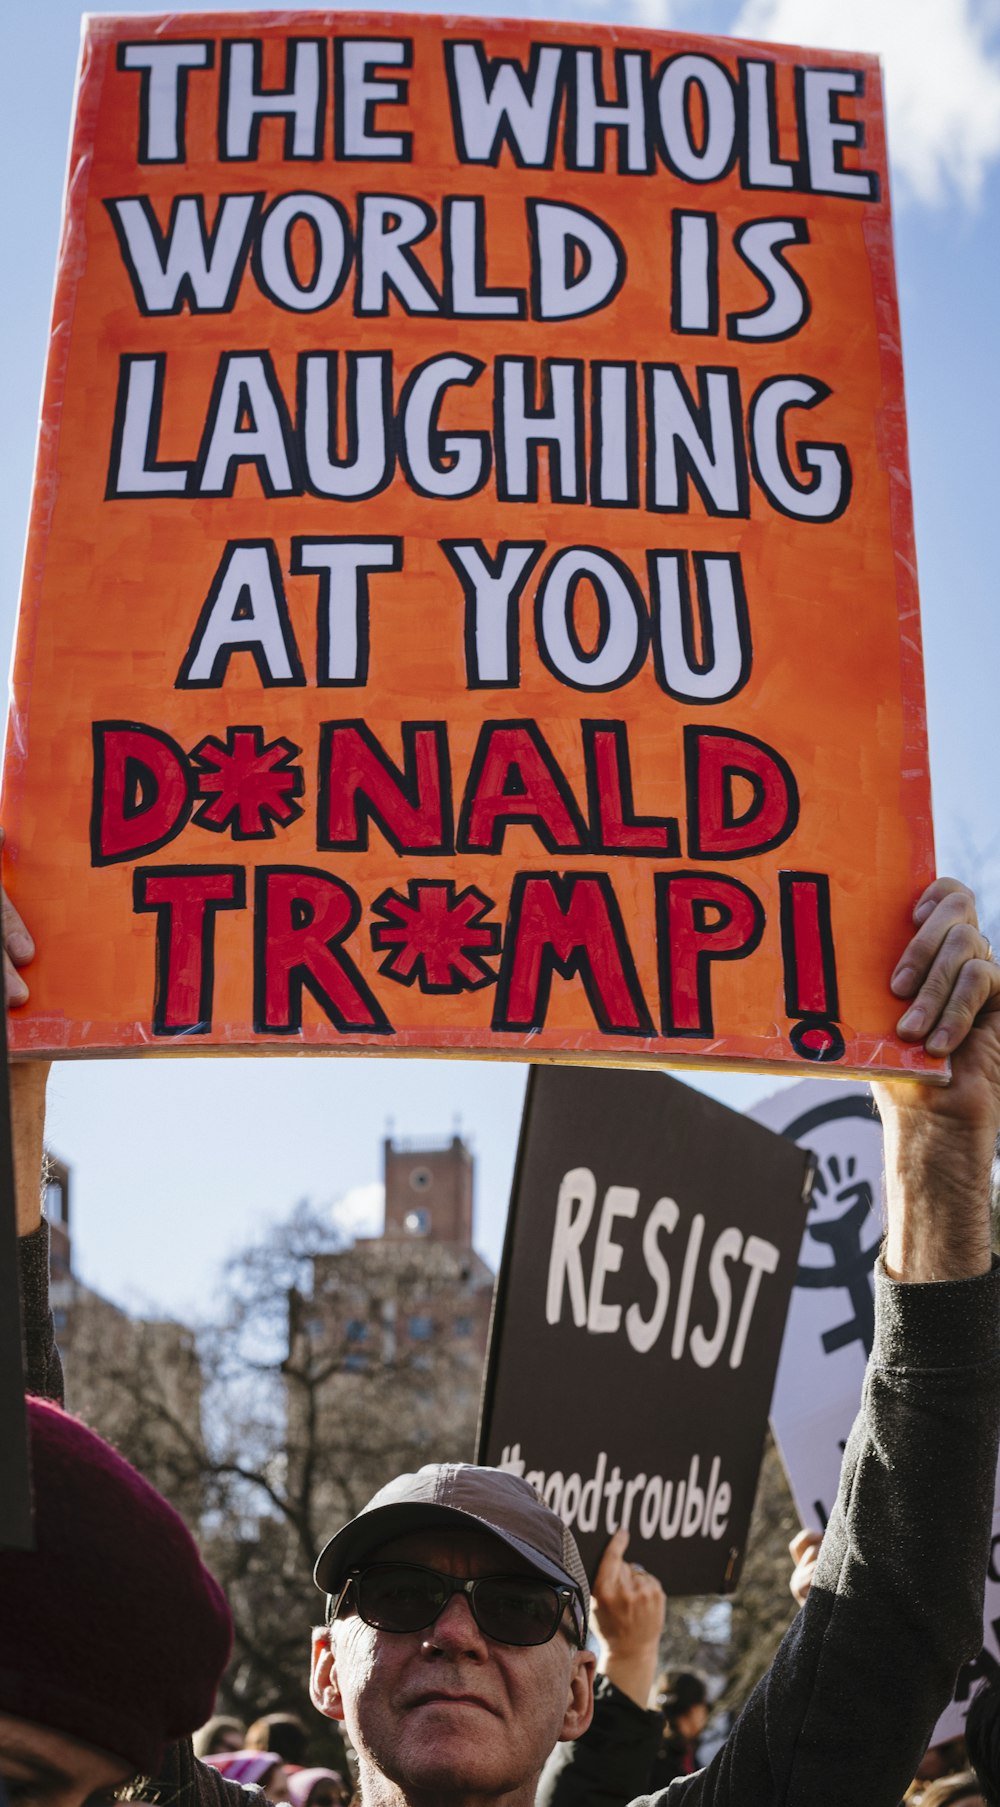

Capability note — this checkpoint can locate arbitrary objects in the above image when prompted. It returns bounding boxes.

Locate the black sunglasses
[332,1560,580,1647]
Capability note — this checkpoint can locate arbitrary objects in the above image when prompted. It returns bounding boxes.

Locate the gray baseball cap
[314,1462,589,1640]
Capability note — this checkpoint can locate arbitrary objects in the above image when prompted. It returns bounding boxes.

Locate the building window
[408,1314,433,1341]
[52,1309,68,1333]
[343,1352,369,1373]
[345,1318,369,1343]
[454,1316,473,1338]
[404,1207,431,1236]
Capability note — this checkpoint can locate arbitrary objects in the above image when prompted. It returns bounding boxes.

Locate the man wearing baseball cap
[307,878,1000,1807]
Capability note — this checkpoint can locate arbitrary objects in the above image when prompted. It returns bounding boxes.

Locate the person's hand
[591,1528,666,1708]
[0,828,35,1006]
[788,1528,823,1607]
[873,878,1000,1282]
[884,877,1000,1124]
[0,829,50,1231]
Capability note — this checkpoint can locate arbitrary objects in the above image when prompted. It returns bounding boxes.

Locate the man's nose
[423,1588,489,1654]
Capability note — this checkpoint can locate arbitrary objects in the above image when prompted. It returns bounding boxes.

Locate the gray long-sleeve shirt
[539,1260,1000,1807]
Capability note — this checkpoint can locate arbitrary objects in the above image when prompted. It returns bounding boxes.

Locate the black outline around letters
[457,719,590,854]
[748,374,852,522]
[670,210,719,336]
[582,720,679,857]
[333,37,413,162]
[317,719,453,853]
[685,723,800,860]
[492,869,653,1035]
[117,40,214,166]
[441,538,544,689]
[494,357,586,505]
[91,720,194,866]
[533,545,649,693]
[192,350,302,498]
[105,192,262,316]
[252,864,391,1034]
[648,549,753,705]
[444,40,568,169]
[793,64,879,203]
[291,534,402,686]
[644,363,749,518]
[727,218,811,343]
[655,869,765,1037]
[133,863,245,1036]
[297,349,395,500]
[250,191,354,313]
[218,37,327,163]
[177,539,306,689]
[105,354,192,499]
[589,361,640,510]
[564,46,653,175]
[779,869,840,1020]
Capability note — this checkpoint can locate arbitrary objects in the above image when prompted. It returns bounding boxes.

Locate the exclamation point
[779,872,845,1062]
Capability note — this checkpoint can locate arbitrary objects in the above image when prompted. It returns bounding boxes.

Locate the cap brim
[314,1500,582,1627]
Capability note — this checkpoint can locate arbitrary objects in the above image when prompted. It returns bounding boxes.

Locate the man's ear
[310,1626,345,1721]
[559,1648,596,1742]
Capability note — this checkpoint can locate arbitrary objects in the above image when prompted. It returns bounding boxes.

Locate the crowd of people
[193,1712,350,1807]
[2,872,1000,1807]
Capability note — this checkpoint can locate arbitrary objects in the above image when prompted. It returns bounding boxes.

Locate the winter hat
[287,1767,348,1807]
[0,1398,233,1774]
[202,1752,286,1789]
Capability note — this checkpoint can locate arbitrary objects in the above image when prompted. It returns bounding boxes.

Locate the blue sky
[1,0,998,1317]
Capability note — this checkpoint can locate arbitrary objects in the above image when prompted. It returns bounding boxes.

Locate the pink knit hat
[0,1398,233,1773]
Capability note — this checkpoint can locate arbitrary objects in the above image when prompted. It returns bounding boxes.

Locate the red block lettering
[255,866,390,1034]
[92,721,192,865]
[686,726,798,858]
[656,872,765,1036]
[460,722,588,853]
[493,872,652,1035]
[133,866,245,1035]
[584,722,678,855]
[318,721,451,852]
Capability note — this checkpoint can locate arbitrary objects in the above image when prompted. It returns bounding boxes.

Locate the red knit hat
[0,1398,233,1774]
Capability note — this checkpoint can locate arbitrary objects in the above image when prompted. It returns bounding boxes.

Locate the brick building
[287,1133,494,1515]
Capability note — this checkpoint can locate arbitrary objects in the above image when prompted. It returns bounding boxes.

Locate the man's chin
[379,1731,518,1798]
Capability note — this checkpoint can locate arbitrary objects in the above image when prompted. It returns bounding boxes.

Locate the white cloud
[731,0,1000,207]
[331,1180,384,1241]
[627,0,679,27]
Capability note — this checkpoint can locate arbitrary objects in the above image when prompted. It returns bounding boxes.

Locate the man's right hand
[591,1528,666,1709]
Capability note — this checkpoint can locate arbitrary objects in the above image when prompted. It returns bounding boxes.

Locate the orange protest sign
[2,12,939,1077]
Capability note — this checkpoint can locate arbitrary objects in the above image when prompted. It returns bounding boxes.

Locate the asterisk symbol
[189,726,304,839]
[370,882,501,992]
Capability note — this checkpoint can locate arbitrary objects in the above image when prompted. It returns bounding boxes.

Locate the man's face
[0,1713,133,1807]
[312,1526,594,1805]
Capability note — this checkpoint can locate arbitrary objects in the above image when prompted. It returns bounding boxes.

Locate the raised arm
[547,879,1000,1807]
[3,849,59,1397]
[665,879,1000,1807]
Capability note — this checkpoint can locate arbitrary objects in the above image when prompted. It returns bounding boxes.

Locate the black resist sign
[479,1066,812,1592]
